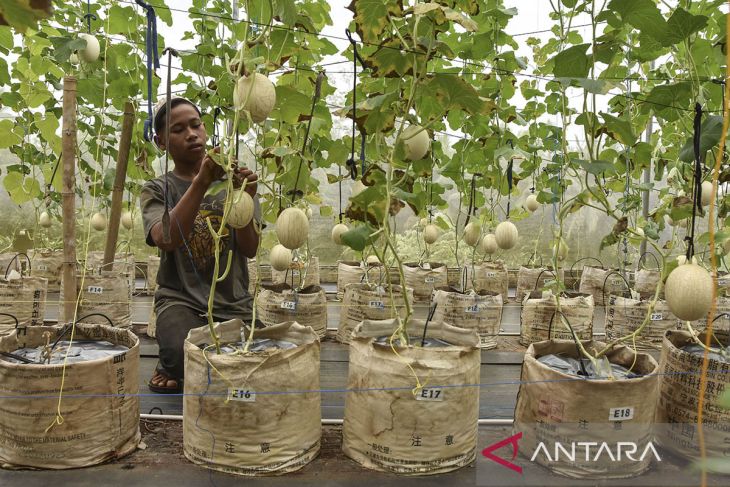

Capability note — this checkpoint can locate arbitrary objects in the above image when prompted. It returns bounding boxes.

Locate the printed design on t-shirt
[187,196,231,271]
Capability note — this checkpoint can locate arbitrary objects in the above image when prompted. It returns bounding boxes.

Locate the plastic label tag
[465,304,481,313]
[486,272,497,278]
[369,301,385,309]
[416,387,444,402]
[87,286,104,295]
[228,388,256,402]
[609,406,634,421]
[280,301,297,311]
[650,313,662,321]
[37,265,48,271]
[425,277,435,283]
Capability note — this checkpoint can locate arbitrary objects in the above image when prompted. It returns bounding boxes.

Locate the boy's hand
[195,147,225,187]
[233,167,258,197]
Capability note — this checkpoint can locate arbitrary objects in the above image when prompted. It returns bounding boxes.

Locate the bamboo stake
[61,76,77,321]
[102,101,135,270]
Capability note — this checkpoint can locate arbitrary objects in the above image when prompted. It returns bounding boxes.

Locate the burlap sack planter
[514,339,660,479]
[605,296,678,351]
[0,253,22,275]
[403,262,448,302]
[257,284,327,338]
[30,250,63,293]
[343,318,480,475]
[516,266,564,302]
[146,255,160,294]
[271,257,320,288]
[0,323,140,469]
[656,329,730,464]
[464,261,509,301]
[0,274,48,335]
[432,287,502,349]
[336,260,385,298]
[183,319,321,475]
[634,269,662,300]
[60,271,132,328]
[337,283,413,344]
[578,266,627,307]
[85,252,136,291]
[519,291,594,346]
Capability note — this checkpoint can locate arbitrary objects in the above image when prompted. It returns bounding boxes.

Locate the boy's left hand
[233,167,258,197]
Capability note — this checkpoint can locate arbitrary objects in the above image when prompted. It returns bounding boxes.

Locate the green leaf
[0,0,51,33]
[607,0,667,43]
[663,8,708,47]
[679,116,724,162]
[0,119,22,148]
[205,180,227,197]
[422,74,490,116]
[551,43,591,78]
[3,171,41,205]
[642,82,692,121]
[600,113,637,146]
[341,223,375,252]
[273,85,311,124]
[575,159,617,175]
[347,0,403,44]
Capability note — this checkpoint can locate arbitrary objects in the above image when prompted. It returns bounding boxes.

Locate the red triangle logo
[481,432,523,474]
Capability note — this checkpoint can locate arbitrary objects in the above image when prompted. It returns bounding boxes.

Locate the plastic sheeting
[537,353,640,379]
[212,338,297,354]
[5,340,128,365]
[373,335,452,348]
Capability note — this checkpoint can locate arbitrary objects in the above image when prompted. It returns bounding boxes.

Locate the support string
[686,103,703,261]
[135,0,160,142]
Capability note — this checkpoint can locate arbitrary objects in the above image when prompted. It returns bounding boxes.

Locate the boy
[140,98,259,393]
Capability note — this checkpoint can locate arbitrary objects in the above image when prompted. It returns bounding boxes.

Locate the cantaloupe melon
[275,208,309,250]
[233,73,276,123]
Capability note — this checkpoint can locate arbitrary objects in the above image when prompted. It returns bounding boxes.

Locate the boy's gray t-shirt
[140,172,259,320]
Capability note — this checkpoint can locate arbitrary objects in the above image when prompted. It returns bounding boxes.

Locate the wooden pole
[102,102,136,270]
[61,76,77,322]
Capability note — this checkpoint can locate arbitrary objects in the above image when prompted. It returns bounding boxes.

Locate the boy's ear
[154,134,165,151]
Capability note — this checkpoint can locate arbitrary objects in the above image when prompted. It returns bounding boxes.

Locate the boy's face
[156,103,207,166]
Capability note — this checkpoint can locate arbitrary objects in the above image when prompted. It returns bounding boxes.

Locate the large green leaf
[663,8,708,47]
[551,44,591,78]
[341,223,376,252]
[421,74,490,116]
[600,113,637,146]
[0,119,21,148]
[347,0,403,44]
[0,0,51,33]
[607,0,667,42]
[679,115,724,163]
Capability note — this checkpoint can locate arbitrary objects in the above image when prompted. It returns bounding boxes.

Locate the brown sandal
[148,370,182,394]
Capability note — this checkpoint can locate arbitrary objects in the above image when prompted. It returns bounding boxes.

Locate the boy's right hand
[194,148,225,188]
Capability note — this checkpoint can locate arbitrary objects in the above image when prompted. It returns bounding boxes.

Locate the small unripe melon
[424,224,439,245]
[481,234,498,254]
[700,181,714,206]
[233,73,276,123]
[419,218,427,227]
[270,244,292,272]
[275,207,309,250]
[633,227,645,238]
[525,194,539,212]
[495,221,518,250]
[331,223,349,245]
[79,34,100,62]
[665,215,688,228]
[39,211,52,228]
[228,191,254,229]
[366,255,380,265]
[553,238,569,262]
[463,222,481,247]
[399,125,430,161]
[305,207,313,219]
[69,53,79,64]
[665,263,713,321]
[90,212,107,231]
[121,211,134,230]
